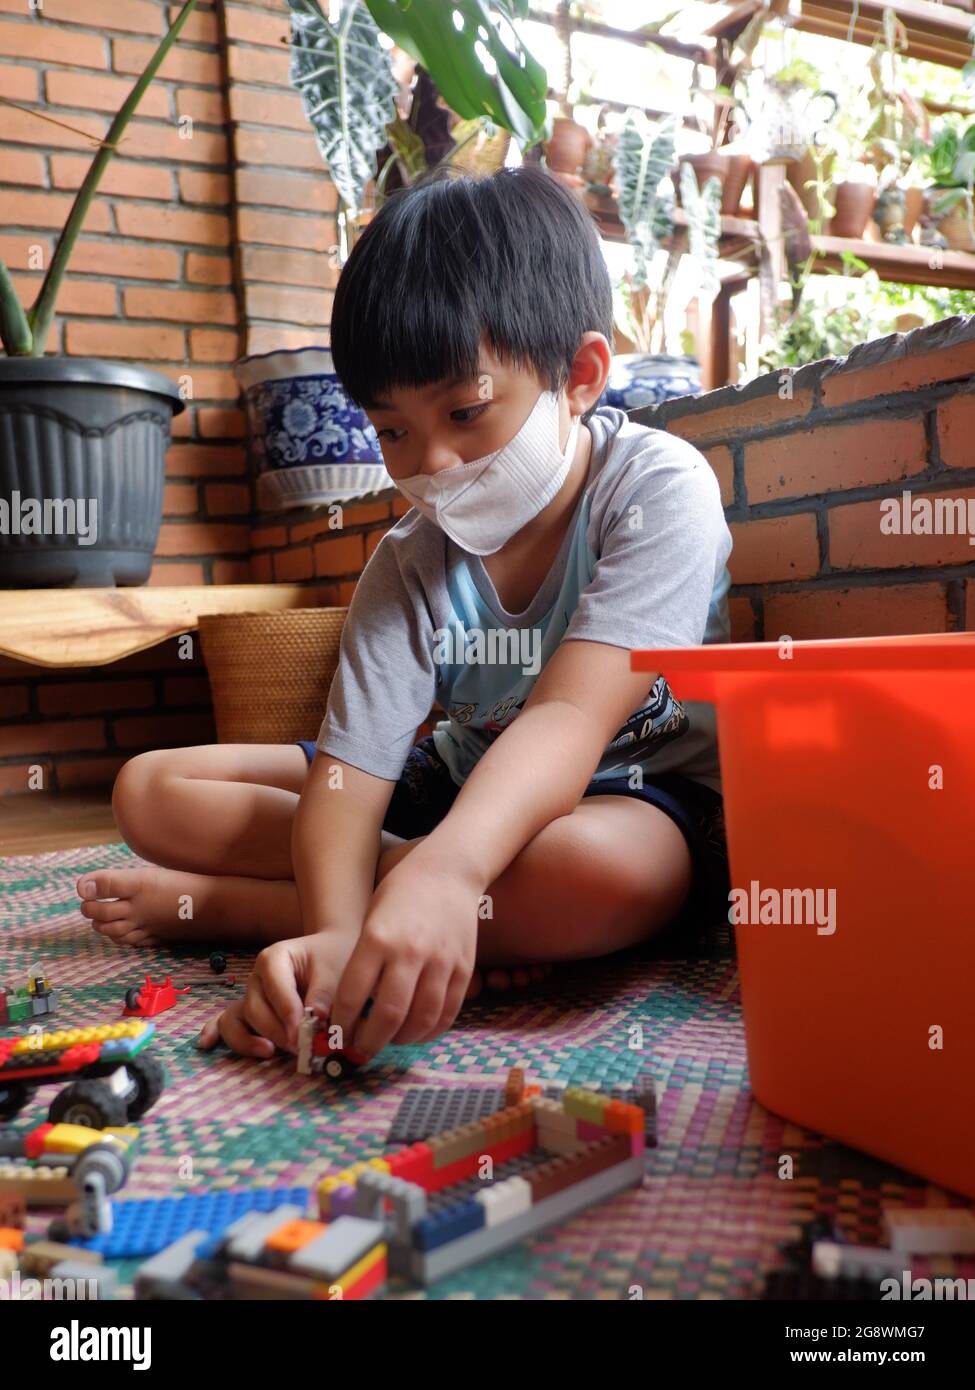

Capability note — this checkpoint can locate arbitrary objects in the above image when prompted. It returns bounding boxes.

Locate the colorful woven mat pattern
[2,843,972,1300]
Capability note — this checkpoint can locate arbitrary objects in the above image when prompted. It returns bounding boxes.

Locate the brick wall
[2,1,974,800]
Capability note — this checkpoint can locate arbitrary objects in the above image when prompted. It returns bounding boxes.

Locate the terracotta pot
[931,195,975,252]
[787,147,836,222]
[545,117,591,177]
[828,181,876,239]
[902,187,925,238]
[717,153,754,216]
[676,152,728,205]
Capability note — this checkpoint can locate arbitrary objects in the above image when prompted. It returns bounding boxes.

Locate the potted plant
[860,8,931,244]
[603,111,722,409]
[237,0,548,511]
[0,3,198,588]
[544,0,591,178]
[918,117,975,252]
[681,12,765,218]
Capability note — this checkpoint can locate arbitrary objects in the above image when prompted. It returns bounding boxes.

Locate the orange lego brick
[603,1100,645,1136]
[0,1227,25,1252]
[264,1218,328,1256]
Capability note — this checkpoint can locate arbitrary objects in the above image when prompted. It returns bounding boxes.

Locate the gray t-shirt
[315,406,733,792]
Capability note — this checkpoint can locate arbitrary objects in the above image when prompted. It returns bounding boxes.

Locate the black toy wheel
[0,1082,30,1120]
[123,1052,166,1120]
[324,1056,349,1080]
[209,951,227,975]
[49,1080,128,1128]
[124,986,143,1011]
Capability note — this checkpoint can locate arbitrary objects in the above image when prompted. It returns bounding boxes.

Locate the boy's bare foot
[75,866,299,948]
[464,963,553,1000]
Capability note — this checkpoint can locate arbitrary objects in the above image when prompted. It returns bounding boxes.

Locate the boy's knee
[112,750,180,836]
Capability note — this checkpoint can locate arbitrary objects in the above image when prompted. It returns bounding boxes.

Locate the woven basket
[198,608,348,746]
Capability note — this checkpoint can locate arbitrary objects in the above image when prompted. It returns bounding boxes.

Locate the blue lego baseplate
[69,1186,310,1258]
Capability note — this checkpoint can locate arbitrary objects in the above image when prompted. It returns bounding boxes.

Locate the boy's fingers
[196,1015,221,1051]
[393,965,450,1047]
[255,949,305,1048]
[219,1006,275,1059]
[331,941,381,1049]
[351,962,416,1057]
[415,969,469,1044]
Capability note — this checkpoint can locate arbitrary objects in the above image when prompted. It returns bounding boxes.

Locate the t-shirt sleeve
[314,528,439,780]
[562,433,732,651]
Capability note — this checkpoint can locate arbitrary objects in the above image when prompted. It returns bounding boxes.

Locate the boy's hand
[197,932,355,1058]
[330,859,481,1058]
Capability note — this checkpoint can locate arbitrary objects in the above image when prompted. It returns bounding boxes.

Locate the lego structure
[0,963,57,1026]
[123,976,190,1018]
[296,1007,367,1082]
[0,1020,165,1127]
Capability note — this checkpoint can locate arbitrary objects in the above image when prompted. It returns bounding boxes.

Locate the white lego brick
[289,1215,385,1279]
[223,1205,305,1262]
[883,1208,975,1255]
[812,1241,912,1279]
[537,1127,587,1157]
[530,1097,576,1133]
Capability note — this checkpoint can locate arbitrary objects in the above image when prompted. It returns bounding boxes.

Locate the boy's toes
[485,968,513,992]
[80,897,129,923]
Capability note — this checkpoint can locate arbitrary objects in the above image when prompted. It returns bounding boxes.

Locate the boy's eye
[450,403,490,424]
[376,427,404,443]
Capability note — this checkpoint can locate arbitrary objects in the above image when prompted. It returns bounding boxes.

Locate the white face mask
[393,389,581,555]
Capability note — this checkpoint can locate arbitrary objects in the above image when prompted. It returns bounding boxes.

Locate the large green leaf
[364,0,547,147]
[613,111,678,287]
[679,161,722,302]
[287,0,399,219]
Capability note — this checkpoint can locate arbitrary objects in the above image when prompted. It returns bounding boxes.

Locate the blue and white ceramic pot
[234,347,392,509]
[600,353,703,411]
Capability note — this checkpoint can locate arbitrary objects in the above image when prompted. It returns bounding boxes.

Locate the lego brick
[0,1226,24,1250]
[409,1153,645,1284]
[336,1247,386,1301]
[134,1231,209,1300]
[386,1085,505,1144]
[812,1240,913,1280]
[0,1163,77,1204]
[264,1217,327,1260]
[0,1249,17,1279]
[223,1205,307,1263]
[70,1187,310,1258]
[537,1128,587,1157]
[20,1240,102,1279]
[49,1260,117,1299]
[883,1208,975,1255]
[226,1261,320,1301]
[288,1215,386,1280]
[505,1067,525,1108]
[413,1197,485,1252]
[475,1175,532,1228]
[0,1193,26,1228]
[328,1185,359,1219]
[563,1087,608,1125]
[328,1241,386,1298]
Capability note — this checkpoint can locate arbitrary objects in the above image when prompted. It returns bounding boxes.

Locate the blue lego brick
[412,1196,485,1252]
[69,1186,309,1258]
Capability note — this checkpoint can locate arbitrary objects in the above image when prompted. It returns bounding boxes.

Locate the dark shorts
[296,734,730,943]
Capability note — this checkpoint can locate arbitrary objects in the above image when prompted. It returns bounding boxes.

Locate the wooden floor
[0,792,122,855]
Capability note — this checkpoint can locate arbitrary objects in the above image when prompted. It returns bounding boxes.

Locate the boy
[77,166,732,1063]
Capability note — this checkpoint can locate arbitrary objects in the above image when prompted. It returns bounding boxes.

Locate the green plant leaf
[287,0,399,220]
[0,258,33,356]
[364,0,547,146]
[613,111,677,288]
[680,162,722,303]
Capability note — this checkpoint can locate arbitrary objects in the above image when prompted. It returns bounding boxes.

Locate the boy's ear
[567,333,612,415]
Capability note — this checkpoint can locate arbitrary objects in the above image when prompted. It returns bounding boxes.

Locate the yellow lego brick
[366,1158,390,1174]
[314,1242,386,1299]
[42,1124,102,1155]
[11,1020,146,1054]
[563,1087,608,1125]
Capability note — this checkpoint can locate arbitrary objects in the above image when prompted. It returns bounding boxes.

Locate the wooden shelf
[0,583,334,668]
[810,233,975,287]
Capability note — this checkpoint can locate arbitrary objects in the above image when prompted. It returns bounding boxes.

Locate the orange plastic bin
[632,632,975,1199]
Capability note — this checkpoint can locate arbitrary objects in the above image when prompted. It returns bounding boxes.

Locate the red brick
[117,121,228,167]
[65,321,185,360]
[0,685,28,718]
[113,712,216,749]
[291,507,381,543]
[56,755,130,792]
[3,189,111,232]
[38,679,155,716]
[170,409,193,438]
[745,417,927,503]
[51,155,174,201]
[249,553,273,582]
[175,87,226,127]
[166,444,247,477]
[245,284,332,327]
[12,275,117,318]
[365,528,389,559]
[828,488,975,570]
[198,407,245,438]
[728,514,820,584]
[0,233,51,270]
[155,522,250,556]
[236,208,335,252]
[43,0,164,34]
[205,482,251,515]
[189,329,240,362]
[113,37,222,86]
[115,203,230,247]
[937,393,975,469]
[391,496,412,517]
[71,240,180,279]
[763,583,949,640]
[226,42,289,86]
[156,365,239,399]
[273,547,315,581]
[164,482,199,516]
[728,595,755,642]
[335,581,358,604]
[0,62,38,101]
[166,2,219,43]
[228,85,306,130]
[251,525,287,548]
[163,675,213,705]
[224,3,290,46]
[245,325,321,355]
[180,173,233,209]
[821,341,975,409]
[313,535,365,577]
[0,721,106,757]
[0,763,53,797]
[663,383,814,445]
[236,168,338,213]
[211,558,253,583]
[185,252,234,287]
[123,286,236,325]
[45,69,169,117]
[0,19,105,67]
[702,444,733,508]
[342,500,392,526]
[242,246,339,289]
[0,105,105,153]
[235,127,321,171]
[0,150,45,188]
[147,560,206,585]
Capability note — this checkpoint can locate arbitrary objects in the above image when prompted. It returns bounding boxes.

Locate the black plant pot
[0,357,184,587]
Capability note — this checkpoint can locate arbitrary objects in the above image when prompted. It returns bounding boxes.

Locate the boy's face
[367,344,574,481]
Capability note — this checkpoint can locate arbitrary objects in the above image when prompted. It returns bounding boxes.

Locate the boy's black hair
[329,164,613,420]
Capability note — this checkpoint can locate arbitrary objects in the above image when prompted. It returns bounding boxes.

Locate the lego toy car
[123,975,189,1018]
[296,1009,367,1082]
[0,1021,166,1128]
[0,1120,139,1197]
